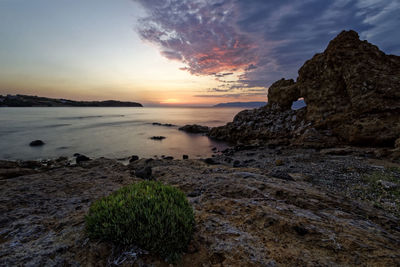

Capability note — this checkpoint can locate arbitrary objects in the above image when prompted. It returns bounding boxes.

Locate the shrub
[85,181,195,262]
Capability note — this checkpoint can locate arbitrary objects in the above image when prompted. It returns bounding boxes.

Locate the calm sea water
[0,107,246,160]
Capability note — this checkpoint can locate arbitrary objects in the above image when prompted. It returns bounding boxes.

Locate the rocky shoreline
[1,30,400,266]
[1,146,399,266]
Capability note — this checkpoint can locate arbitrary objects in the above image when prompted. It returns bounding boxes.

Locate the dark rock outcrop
[29,140,45,147]
[150,136,166,140]
[129,155,139,163]
[75,154,91,164]
[297,30,400,146]
[267,78,300,110]
[135,166,152,180]
[179,124,210,134]
[210,30,400,148]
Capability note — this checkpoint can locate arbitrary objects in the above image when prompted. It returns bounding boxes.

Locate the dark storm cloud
[135,0,400,97]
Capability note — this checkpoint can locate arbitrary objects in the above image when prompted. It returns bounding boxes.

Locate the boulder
[150,136,166,140]
[29,140,45,147]
[75,154,91,164]
[135,166,152,180]
[129,155,139,163]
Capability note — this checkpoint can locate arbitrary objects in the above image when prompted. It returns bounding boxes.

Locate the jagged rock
[297,30,400,146]
[209,30,400,148]
[267,78,300,110]
[75,154,91,164]
[209,105,308,145]
[179,124,210,134]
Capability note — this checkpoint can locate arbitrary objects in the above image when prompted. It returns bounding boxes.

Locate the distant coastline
[213,101,267,108]
[0,94,143,107]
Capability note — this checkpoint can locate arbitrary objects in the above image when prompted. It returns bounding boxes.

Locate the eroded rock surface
[1,151,399,266]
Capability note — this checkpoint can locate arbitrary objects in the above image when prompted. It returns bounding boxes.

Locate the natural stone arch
[267,78,301,110]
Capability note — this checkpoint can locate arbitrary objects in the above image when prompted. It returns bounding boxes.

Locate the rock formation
[210,30,400,148]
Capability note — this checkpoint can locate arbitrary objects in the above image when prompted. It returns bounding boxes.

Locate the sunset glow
[1,0,399,106]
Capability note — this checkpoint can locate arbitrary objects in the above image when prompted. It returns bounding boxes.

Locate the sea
[0,107,246,161]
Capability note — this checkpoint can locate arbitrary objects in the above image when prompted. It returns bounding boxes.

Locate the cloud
[135,0,400,96]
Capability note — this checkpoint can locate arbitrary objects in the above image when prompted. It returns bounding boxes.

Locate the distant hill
[0,94,143,107]
[213,101,267,108]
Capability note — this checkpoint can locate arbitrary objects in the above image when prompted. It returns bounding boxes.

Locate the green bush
[85,181,195,262]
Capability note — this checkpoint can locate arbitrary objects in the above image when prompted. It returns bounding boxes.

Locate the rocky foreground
[1,146,400,266]
[1,30,400,266]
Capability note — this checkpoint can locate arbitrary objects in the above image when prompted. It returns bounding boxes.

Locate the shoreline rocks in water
[179,124,210,134]
[150,136,166,140]
[152,122,176,127]
[29,140,45,146]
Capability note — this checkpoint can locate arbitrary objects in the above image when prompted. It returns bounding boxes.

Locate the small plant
[85,181,195,262]
[354,169,400,216]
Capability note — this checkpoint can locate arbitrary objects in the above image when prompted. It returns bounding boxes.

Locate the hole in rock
[291,98,306,110]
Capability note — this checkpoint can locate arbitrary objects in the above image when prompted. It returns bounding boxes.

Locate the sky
[0,0,399,106]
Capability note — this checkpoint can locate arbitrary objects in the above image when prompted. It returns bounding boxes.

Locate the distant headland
[213,101,267,108]
[0,94,143,107]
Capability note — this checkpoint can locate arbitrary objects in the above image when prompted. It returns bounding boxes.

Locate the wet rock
[204,158,218,165]
[135,166,152,180]
[75,154,91,164]
[29,140,45,146]
[129,155,139,163]
[150,136,166,140]
[152,122,176,127]
[179,124,210,134]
